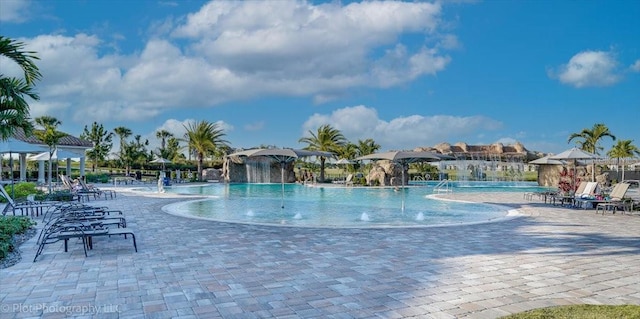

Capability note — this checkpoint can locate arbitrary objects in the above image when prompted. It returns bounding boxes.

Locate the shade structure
[355,151,447,211]
[27,149,83,161]
[227,148,335,208]
[549,147,600,161]
[334,158,353,165]
[549,147,602,186]
[150,157,172,170]
[528,155,565,165]
[0,138,45,154]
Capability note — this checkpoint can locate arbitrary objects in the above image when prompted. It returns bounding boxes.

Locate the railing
[433,179,452,193]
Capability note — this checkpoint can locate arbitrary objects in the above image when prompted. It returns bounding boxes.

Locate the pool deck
[1,187,639,318]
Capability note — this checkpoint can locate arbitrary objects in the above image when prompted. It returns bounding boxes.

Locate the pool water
[161,181,544,228]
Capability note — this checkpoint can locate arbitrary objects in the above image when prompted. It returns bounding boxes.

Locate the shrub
[0,183,45,203]
[0,216,36,260]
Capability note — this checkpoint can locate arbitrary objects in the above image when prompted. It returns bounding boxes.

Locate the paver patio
[1,189,639,318]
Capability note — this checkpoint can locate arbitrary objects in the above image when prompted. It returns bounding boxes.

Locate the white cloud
[631,59,640,72]
[551,50,621,88]
[0,0,31,23]
[17,1,456,129]
[301,105,503,150]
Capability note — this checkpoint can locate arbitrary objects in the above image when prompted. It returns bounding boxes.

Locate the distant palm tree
[34,116,65,193]
[0,36,42,140]
[298,124,346,182]
[113,126,132,167]
[607,140,640,182]
[568,123,616,155]
[356,138,381,157]
[568,123,616,181]
[183,121,229,181]
[155,129,173,152]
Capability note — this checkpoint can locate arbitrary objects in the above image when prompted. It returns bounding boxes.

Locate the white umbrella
[27,149,83,161]
[528,155,565,165]
[150,157,172,171]
[228,148,334,208]
[355,150,447,211]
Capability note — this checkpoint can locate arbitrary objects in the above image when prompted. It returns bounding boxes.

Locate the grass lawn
[500,304,640,319]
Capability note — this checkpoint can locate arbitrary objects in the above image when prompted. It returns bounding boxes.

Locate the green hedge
[0,216,36,260]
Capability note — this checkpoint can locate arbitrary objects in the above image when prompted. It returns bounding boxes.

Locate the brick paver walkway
[1,189,639,318]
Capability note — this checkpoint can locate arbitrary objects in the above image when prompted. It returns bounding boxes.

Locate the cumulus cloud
[301,105,503,150]
[0,0,32,23]
[15,1,457,128]
[550,50,621,88]
[631,59,640,72]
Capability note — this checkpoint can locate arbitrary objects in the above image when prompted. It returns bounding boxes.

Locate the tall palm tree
[298,124,346,182]
[34,116,65,193]
[356,138,381,157]
[607,140,640,182]
[155,129,173,153]
[568,123,616,181]
[113,126,132,168]
[0,36,42,140]
[568,123,616,155]
[183,121,229,181]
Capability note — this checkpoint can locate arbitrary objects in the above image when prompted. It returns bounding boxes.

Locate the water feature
[445,155,527,182]
[158,181,544,228]
[245,158,271,183]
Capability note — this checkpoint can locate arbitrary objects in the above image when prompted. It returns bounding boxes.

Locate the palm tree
[568,123,616,155]
[298,124,346,182]
[356,138,381,157]
[155,129,173,153]
[34,116,65,193]
[113,126,132,170]
[568,123,616,181]
[0,36,42,140]
[183,121,229,181]
[607,140,640,182]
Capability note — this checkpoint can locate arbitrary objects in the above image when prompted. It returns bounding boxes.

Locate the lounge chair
[0,185,57,217]
[550,181,588,207]
[573,182,601,209]
[59,175,101,202]
[596,182,632,215]
[78,178,116,199]
[345,174,354,187]
[34,204,135,262]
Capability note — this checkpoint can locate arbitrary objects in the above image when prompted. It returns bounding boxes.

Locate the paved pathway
[1,189,639,318]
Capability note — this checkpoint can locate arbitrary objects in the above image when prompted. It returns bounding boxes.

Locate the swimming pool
[160,181,543,228]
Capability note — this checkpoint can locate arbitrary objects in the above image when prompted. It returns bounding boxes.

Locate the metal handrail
[433,179,452,193]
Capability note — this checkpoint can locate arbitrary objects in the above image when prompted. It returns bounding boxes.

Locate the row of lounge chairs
[60,175,117,201]
[33,202,137,262]
[526,181,635,214]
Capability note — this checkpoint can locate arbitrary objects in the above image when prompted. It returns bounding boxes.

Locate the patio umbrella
[355,151,447,211]
[27,149,83,161]
[549,147,601,188]
[227,148,335,208]
[150,157,172,171]
[528,155,565,165]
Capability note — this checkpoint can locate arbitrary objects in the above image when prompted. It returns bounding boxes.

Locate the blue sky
[1,0,639,156]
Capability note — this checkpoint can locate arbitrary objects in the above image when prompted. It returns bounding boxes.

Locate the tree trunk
[198,154,203,181]
[319,157,326,182]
